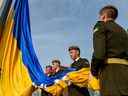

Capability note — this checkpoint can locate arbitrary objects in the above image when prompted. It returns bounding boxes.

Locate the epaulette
[93,21,105,33]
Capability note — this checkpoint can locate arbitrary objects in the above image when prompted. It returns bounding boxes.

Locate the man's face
[69,50,79,61]
[45,67,52,74]
[52,62,60,71]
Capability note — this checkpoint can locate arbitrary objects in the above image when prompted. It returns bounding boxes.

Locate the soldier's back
[105,20,128,58]
[100,21,128,96]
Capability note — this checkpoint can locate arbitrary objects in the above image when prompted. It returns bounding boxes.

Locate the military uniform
[68,58,90,96]
[91,20,128,96]
[71,58,90,71]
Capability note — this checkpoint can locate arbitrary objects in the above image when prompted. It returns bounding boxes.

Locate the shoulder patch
[93,28,99,33]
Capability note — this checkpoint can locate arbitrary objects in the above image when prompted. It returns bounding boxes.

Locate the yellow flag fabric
[0,6,32,96]
[88,74,100,91]
[67,68,90,88]
[45,80,68,96]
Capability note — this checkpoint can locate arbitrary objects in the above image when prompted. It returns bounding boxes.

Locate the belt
[107,58,128,65]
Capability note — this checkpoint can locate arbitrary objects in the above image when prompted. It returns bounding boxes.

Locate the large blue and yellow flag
[0,0,53,96]
[0,0,76,95]
[0,0,93,96]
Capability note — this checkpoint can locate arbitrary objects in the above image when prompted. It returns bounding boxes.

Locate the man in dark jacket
[68,46,90,96]
[91,5,128,96]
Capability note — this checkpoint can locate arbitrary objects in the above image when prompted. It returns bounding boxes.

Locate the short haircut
[68,46,80,55]
[99,5,118,20]
[52,59,61,65]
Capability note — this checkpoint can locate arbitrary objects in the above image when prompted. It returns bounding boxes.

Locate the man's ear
[76,51,80,56]
[102,14,106,21]
[104,13,109,22]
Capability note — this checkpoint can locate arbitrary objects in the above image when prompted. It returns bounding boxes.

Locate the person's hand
[32,82,38,89]
[62,76,72,86]
[38,83,47,89]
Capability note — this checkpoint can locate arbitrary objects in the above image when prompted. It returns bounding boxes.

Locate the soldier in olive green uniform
[68,46,90,96]
[91,5,128,96]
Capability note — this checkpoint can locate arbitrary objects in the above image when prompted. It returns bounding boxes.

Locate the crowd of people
[44,59,68,78]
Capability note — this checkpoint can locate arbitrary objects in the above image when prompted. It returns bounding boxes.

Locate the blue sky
[29,0,128,69]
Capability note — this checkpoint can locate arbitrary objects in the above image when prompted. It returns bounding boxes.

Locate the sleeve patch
[93,28,99,33]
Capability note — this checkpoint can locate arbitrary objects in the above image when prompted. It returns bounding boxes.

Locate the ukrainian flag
[0,0,51,96]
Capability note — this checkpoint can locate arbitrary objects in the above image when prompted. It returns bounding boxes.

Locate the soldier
[52,59,67,75]
[91,5,128,96]
[68,46,90,96]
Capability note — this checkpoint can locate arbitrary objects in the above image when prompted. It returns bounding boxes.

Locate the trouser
[68,84,90,96]
[100,64,128,96]
[41,89,52,96]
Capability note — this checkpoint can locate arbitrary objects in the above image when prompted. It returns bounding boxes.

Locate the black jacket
[71,58,90,71]
[69,58,90,96]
